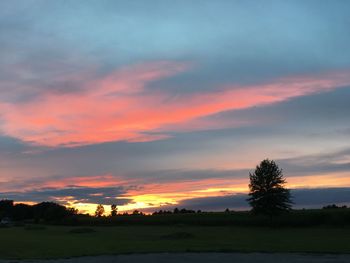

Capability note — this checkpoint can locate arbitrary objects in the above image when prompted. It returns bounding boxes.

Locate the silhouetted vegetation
[132,210,144,215]
[94,204,105,217]
[50,208,350,228]
[0,157,348,229]
[110,204,118,217]
[248,159,292,216]
[152,210,173,215]
[153,208,196,215]
[0,199,76,223]
[1,198,350,227]
[323,204,348,209]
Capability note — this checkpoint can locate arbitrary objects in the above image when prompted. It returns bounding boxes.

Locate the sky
[1,0,350,214]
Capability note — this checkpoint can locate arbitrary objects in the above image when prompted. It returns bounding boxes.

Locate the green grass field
[1,225,350,259]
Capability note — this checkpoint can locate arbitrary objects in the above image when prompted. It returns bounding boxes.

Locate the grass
[0,225,350,259]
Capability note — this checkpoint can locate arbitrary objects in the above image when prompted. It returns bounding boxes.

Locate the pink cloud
[1,61,350,147]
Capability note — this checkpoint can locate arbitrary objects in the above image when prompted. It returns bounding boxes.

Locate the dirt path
[1,253,350,263]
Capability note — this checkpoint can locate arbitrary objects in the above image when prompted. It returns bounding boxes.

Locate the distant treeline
[54,207,350,227]
[1,199,350,227]
[0,200,77,222]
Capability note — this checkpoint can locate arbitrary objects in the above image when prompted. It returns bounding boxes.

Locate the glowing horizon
[7,169,350,215]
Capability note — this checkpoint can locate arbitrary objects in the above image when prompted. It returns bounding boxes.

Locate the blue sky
[0,0,350,213]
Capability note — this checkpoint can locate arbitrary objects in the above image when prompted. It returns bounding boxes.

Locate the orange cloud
[1,61,350,147]
[288,172,350,189]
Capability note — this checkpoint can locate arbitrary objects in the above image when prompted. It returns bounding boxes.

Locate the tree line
[0,200,77,222]
[94,206,199,217]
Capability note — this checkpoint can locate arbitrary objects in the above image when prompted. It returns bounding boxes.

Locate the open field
[1,225,350,259]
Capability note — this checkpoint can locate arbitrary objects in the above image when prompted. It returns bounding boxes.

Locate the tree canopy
[248,159,292,215]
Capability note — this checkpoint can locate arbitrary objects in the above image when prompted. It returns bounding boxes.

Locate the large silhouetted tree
[248,159,292,215]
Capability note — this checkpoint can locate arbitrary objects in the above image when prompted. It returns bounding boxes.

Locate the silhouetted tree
[95,204,105,217]
[1,200,76,221]
[132,210,143,215]
[248,159,292,216]
[323,204,347,209]
[12,203,33,220]
[0,200,14,218]
[67,207,78,215]
[152,210,172,215]
[110,204,118,217]
[33,202,72,221]
[180,208,195,213]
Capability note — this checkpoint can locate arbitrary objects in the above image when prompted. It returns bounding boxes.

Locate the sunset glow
[1,1,350,213]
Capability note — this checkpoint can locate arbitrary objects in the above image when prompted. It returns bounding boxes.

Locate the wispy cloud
[1,62,350,147]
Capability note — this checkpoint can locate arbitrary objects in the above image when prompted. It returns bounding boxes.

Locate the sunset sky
[1,0,350,214]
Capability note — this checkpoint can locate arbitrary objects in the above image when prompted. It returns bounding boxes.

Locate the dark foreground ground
[1,225,350,259]
[1,253,350,263]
